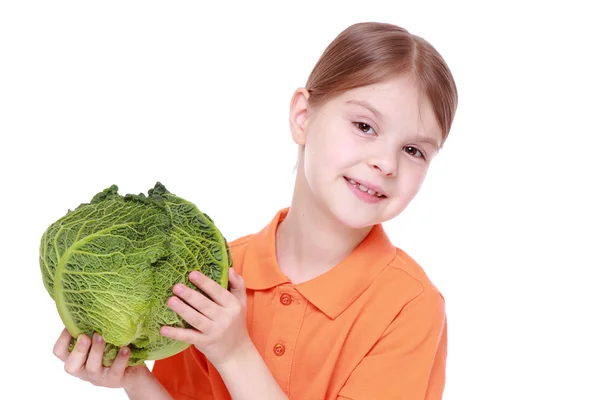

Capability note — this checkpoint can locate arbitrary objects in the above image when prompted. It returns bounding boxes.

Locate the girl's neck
[275,189,372,285]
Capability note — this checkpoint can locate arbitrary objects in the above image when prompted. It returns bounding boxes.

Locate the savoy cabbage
[39,182,232,366]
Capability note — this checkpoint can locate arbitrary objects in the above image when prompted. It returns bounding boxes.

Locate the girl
[53,21,458,400]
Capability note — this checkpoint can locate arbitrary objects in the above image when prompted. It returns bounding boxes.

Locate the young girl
[53,21,458,399]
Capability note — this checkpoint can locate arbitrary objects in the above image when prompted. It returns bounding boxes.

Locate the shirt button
[273,343,286,356]
[280,293,292,305]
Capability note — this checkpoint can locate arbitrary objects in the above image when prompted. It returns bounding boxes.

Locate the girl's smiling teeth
[344,176,386,198]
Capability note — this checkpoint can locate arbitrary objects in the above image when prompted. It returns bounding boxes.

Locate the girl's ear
[289,88,310,145]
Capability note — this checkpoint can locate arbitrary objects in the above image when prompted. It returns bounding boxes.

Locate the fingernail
[168,297,179,306]
[173,285,184,295]
[190,271,200,280]
[120,347,130,355]
[77,335,89,348]
[95,333,103,343]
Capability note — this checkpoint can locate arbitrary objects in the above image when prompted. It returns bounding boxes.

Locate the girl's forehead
[343,76,422,101]
[336,80,433,118]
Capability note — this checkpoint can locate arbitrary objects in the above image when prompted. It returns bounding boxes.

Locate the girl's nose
[370,156,397,177]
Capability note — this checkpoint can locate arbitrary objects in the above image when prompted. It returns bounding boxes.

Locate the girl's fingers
[168,295,212,332]
[188,271,231,307]
[172,283,219,320]
[228,268,247,306]
[64,334,91,376]
[85,333,106,380]
[53,328,73,362]
[160,325,204,345]
[106,347,131,381]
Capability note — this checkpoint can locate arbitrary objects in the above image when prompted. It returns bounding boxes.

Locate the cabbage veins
[39,182,231,366]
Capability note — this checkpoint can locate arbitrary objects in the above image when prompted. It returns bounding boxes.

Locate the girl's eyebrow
[347,99,441,149]
[345,99,382,120]
[418,137,441,151]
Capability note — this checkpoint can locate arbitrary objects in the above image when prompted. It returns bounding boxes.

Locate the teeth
[346,177,384,198]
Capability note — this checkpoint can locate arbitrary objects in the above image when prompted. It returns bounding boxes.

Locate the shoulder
[226,233,255,274]
[228,233,254,251]
[390,247,444,298]
[372,247,445,321]
[350,247,446,354]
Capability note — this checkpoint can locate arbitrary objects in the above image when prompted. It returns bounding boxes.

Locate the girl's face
[290,74,443,229]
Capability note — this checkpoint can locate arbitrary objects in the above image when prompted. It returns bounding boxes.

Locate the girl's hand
[53,328,150,390]
[161,267,252,367]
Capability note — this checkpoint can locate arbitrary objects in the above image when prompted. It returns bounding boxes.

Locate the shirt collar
[242,208,397,319]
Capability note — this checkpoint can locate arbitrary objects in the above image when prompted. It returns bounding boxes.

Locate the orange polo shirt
[152,208,447,399]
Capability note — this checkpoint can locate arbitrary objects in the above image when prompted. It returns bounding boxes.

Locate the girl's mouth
[344,176,386,198]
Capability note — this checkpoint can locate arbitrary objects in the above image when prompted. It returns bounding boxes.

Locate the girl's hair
[305,22,458,144]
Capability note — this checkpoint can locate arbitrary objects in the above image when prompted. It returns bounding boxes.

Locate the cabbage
[39,182,232,366]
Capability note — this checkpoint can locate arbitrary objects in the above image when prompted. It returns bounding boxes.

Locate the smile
[344,177,386,198]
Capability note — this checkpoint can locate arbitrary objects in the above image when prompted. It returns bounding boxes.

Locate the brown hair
[305,22,458,144]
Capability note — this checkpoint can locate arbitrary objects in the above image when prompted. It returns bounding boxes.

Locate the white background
[1,1,599,399]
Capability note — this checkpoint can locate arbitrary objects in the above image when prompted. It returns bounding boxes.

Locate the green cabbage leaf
[39,182,231,366]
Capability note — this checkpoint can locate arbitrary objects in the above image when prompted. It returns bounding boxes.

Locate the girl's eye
[354,122,375,135]
[404,146,425,159]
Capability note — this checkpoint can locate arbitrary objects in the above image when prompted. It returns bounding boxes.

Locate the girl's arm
[213,340,288,400]
[124,367,174,400]
[160,268,288,400]
[337,287,447,400]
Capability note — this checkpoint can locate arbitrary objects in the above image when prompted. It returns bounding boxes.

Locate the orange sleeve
[337,289,447,400]
[151,346,215,400]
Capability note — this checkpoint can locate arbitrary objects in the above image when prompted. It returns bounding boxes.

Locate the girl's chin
[330,207,387,230]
